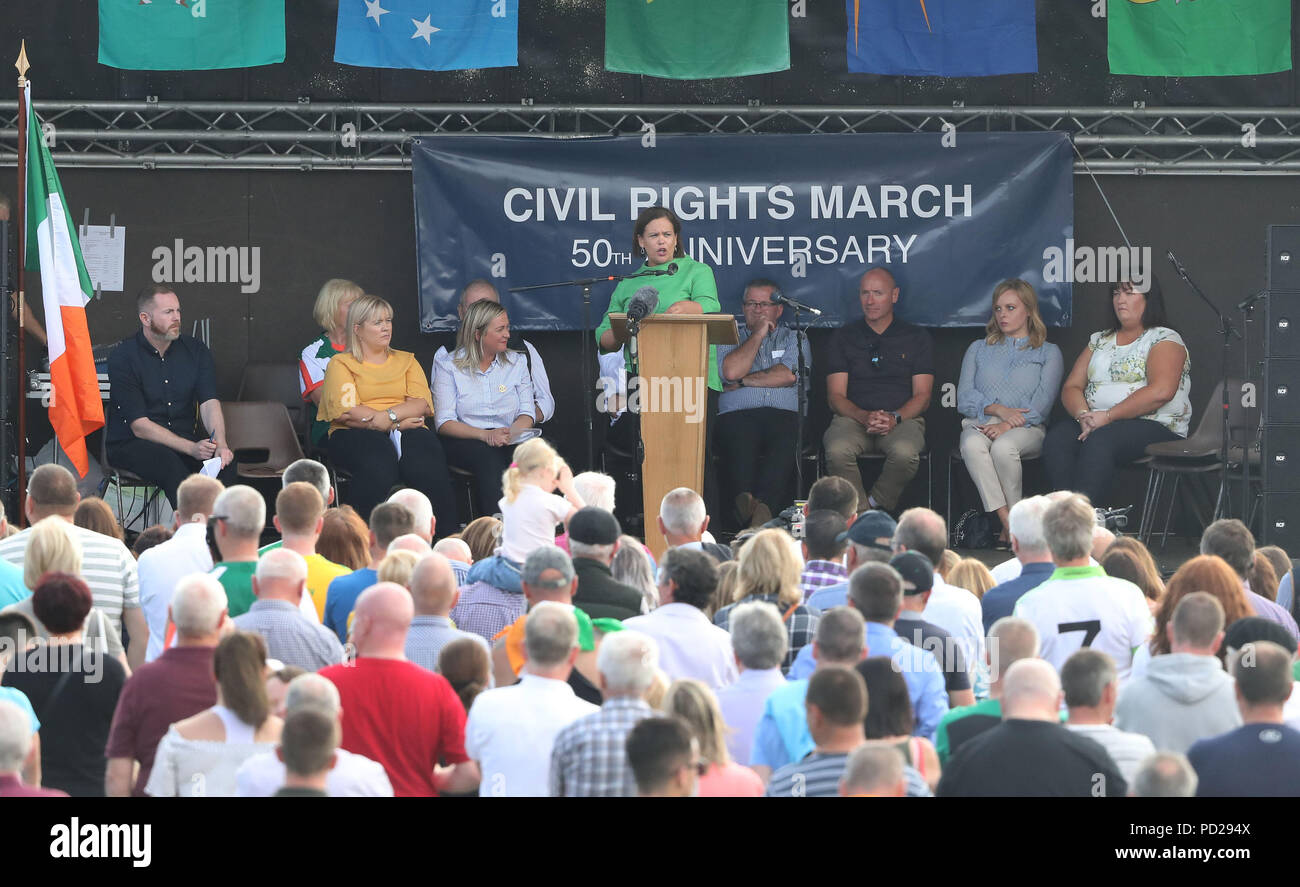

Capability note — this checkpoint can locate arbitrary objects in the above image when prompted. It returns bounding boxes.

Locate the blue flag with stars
[334,0,518,70]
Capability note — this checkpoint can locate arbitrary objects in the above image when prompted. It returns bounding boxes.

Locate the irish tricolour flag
[24,83,104,476]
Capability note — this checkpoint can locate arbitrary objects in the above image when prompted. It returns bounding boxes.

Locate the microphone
[666,262,679,276]
[771,291,823,317]
[1167,251,1189,279]
[626,286,660,323]
[638,263,679,277]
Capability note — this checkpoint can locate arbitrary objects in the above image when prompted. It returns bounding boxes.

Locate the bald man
[405,553,490,672]
[319,583,479,797]
[234,549,344,671]
[823,267,934,513]
[431,279,555,424]
[937,659,1127,797]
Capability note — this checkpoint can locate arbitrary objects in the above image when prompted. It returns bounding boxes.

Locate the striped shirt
[765,752,850,798]
[431,347,535,432]
[0,521,140,635]
[405,614,490,673]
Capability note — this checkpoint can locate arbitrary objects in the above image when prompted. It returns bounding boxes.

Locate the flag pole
[15,41,29,525]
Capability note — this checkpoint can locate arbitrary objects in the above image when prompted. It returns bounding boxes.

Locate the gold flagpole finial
[16,40,29,84]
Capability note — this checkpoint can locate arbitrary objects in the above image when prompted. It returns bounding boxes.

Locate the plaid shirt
[405,615,489,673]
[233,599,345,672]
[549,696,654,797]
[449,581,526,644]
[714,595,819,677]
[799,560,848,601]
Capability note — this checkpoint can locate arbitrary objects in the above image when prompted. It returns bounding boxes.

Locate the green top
[595,254,722,392]
[1047,565,1107,581]
[213,560,257,619]
[935,697,1002,763]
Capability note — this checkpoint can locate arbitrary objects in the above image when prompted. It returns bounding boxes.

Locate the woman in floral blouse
[1043,278,1191,505]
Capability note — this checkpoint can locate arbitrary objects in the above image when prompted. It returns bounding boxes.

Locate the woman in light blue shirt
[957,280,1063,548]
[433,300,536,515]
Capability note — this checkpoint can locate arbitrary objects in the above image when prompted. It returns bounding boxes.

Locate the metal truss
[3,100,1300,173]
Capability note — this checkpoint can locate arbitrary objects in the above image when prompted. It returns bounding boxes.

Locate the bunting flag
[24,84,105,477]
[605,0,790,80]
[846,0,1037,78]
[98,0,285,70]
[335,0,519,70]
[1109,0,1291,77]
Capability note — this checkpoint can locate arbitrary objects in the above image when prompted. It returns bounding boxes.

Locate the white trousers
[958,418,1045,513]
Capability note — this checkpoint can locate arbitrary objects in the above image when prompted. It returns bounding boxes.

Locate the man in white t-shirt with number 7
[1013,494,1153,681]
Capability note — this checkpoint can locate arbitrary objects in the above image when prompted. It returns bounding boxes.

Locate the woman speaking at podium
[595,206,723,516]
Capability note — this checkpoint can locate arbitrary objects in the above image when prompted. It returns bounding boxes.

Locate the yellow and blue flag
[334,0,518,71]
[846,0,1037,78]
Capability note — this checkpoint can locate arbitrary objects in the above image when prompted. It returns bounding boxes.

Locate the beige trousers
[958,418,1045,513]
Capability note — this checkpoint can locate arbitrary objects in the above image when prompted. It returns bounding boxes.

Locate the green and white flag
[98,0,286,70]
[1109,0,1291,77]
[606,0,790,80]
[24,83,104,477]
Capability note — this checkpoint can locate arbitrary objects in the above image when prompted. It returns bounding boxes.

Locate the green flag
[605,0,790,79]
[1108,0,1291,77]
[98,0,285,71]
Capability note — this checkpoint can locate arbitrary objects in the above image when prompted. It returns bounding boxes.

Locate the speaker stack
[1262,225,1300,548]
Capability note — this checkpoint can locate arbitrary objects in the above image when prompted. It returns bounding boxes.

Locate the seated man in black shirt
[105,285,234,508]
[823,267,933,513]
[937,658,1127,797]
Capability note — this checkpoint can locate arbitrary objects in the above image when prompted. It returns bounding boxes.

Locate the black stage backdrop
[4,0,1300,517]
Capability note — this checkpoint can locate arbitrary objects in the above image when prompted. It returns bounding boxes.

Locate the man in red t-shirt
[320,581,478,797]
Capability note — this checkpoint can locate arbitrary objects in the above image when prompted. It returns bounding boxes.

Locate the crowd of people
[0,452,1297,798]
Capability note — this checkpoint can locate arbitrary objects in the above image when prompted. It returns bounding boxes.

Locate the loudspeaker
[1264,360,1300,424]
[1263,493,1300,552]
[1268,294,1300,359]
[1269,225,1300,292]
[1263,425,1300,491]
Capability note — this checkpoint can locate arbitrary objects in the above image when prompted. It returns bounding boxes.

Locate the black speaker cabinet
[1263,493,1300,551]
[1268,294,1300,359]
[1264,360,1300,424]
[1269,225,1300,293]
[1263,425,1300,492]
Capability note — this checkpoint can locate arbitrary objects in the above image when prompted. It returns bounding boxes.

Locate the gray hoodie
[1114,652,1241,754]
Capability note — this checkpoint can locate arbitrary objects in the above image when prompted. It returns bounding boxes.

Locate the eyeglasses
[869,341,883,371]
[742,301,779,310]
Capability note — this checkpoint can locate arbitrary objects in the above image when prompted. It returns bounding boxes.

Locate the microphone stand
[1169,254,1241,522]
[509,268,668,472]
[792,305,808,497]
[1239,289,1267,533]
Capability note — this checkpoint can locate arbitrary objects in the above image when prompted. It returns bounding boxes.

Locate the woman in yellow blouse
[319,294,457,528]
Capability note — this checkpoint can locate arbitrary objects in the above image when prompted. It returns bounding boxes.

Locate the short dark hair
[806,665,868,727]
[1232,641,1294,706]
[368,501,415,549]
[31,572,94,635]
[279,706,339,777]
[1200,519,1255,578]
[857,656,913,738]
[807,477,858,521]
[1060,648,1118,708]
[848,562,903,623]
[803,510,848,561]
[660,546,718,611]
[1106,276,1169,334]
[626,716,694,794]
[632,206,685,258]
[136,283,176,314]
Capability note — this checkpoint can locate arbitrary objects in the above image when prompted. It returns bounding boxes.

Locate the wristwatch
[387,409,399,424]
[890,411,902,425]
[737,377,746,388]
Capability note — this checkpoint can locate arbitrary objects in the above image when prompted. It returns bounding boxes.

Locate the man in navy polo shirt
[823,267,934,513]
[106,285,234,508]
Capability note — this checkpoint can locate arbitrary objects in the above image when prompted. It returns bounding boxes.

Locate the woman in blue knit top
[956,280,1063,548]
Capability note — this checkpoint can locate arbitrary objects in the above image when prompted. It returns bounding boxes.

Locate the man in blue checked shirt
[715,278,812,530]
[787,562,949,741]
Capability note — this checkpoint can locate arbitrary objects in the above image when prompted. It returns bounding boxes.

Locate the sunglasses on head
[869,341,883,371]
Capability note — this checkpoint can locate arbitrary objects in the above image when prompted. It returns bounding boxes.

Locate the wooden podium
[609,313,739,556]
